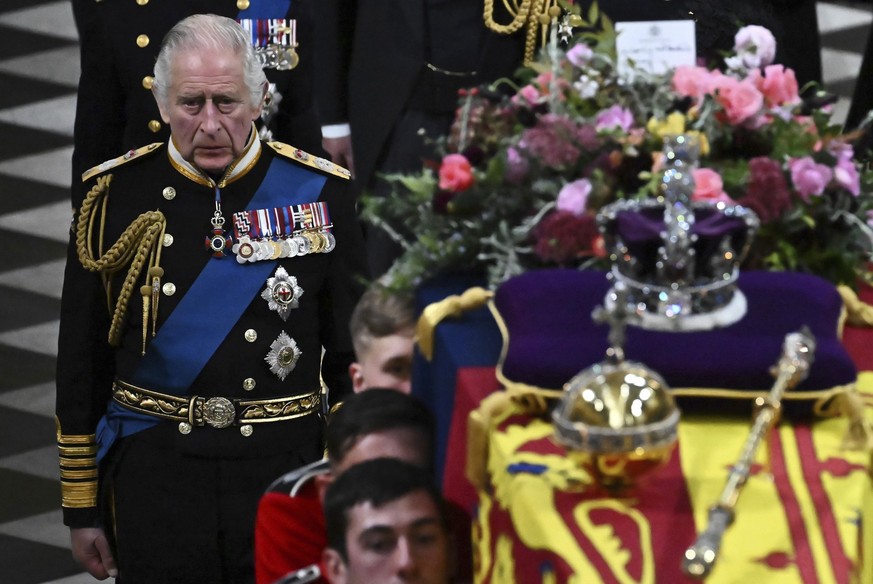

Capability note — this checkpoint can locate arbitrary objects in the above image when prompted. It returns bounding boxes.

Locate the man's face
[334,428,430,476]
[155,46,262,173]
[325,490,450,584]
[351,332,414,394]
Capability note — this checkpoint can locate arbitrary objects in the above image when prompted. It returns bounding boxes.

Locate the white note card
[615,20,697,78]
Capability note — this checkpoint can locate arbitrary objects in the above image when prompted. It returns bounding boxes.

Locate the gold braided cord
[483,0,554,66]
[483,0,532,34]
[76,175,167,346]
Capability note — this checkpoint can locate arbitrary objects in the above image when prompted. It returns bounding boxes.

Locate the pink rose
[713,77,764,125]
[595,105,634,133]
[788,156,833,201]
[692,168,735,204]
[513,84,542,106]
[752,65,800,107]
[566,43,594,67]
[556,178,593,216]
[438,154,474,192]
[672,65,721,102]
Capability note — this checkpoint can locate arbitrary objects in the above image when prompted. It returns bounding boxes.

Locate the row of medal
[238,18,299,71]
[229,201,334,264]
[232,231,335,264]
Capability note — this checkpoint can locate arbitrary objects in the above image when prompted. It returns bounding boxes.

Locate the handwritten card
[615,20,696,78]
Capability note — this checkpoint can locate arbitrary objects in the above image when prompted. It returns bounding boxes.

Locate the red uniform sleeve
[254,489,327,584]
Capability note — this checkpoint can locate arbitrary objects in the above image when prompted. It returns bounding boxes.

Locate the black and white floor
[0,1,869,582]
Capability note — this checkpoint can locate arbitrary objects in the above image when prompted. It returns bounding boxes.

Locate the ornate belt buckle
[202,397,236,429]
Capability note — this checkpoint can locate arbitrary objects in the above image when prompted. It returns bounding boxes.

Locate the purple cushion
[494,270,856,410]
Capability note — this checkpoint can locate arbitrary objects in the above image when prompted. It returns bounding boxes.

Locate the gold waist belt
[112,379,320,431]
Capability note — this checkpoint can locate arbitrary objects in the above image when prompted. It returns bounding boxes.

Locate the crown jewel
[597,135,760,331]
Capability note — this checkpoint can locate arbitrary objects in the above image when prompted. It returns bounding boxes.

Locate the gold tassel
[837,285,873,328]
[416,287,493,360]
[836,389,873,451]
[149,266,164,337]
[140,285,151,356]
[465,391,516,491]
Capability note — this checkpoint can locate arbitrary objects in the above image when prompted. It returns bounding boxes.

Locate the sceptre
[681,328,816,579]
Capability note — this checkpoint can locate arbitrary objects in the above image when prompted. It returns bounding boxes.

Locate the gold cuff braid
[58,431,98,509]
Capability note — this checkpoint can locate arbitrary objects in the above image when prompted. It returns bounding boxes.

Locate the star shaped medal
[265,331,302,381]
[261,266,304,321]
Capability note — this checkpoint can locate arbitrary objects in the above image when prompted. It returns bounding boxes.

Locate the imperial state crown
[596,135,760,331]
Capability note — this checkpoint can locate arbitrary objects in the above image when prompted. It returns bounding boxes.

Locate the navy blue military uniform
[71,0,322,204]
[56,131,365,582]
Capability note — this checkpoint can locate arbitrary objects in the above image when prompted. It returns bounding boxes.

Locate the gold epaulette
[56,418,98,509]
[268,141,351,180]
[82,142,163,182]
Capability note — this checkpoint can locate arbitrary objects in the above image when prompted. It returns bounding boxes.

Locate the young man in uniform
[322,458,452,584]
[254,389,434,584]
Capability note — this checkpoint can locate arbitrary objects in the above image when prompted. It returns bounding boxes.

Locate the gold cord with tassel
[76,174,167,347]
[415,287,494,360]
[483,0,558,66]
[838,284,873,328]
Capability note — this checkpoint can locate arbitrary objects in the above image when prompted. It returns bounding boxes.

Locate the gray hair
[152,14,266,109]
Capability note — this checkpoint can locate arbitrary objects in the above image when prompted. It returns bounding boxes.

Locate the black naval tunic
[56,132,365,582]
[71,0,322,203]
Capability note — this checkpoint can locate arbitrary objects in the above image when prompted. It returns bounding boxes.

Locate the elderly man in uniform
[71,0,323,206]
[56,14,365,583]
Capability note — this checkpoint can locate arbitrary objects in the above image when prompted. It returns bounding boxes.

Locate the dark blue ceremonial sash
[238,0,292,19]
[96,157,327,460]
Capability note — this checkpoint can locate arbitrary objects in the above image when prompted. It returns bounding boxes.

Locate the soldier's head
[325,389,434,477]
[322,458,451,584]
[349,284,416,394]
[152,14,267,174]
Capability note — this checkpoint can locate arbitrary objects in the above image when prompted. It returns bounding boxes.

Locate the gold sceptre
[681,328,816,580]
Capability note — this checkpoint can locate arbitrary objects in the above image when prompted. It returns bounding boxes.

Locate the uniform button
[148,120,162,133]
[240,424,254,437]
[142,76,154,90]
[162,282,176,296]
[245,329,258,342]
[136,34,150,48]
[136,0,149,5]
[178,422,192,434]
[162,186,176,200]
[162,234,174,247]
[237,0,251,9]
[243,378,256,391]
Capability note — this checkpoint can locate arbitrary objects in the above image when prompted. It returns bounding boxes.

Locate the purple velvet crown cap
[612,205,752,278]
[494,269,856,407]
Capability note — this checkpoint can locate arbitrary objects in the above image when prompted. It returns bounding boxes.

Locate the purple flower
[556,179,592,216]
[788,156,833,201]
[519,114,599,170]
[566,44,594,68]
[828,141,855,164]
[504,147,529,184]
[834,158,861,196]
[595,105,634,133]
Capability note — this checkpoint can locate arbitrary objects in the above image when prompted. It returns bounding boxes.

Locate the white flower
[730,25,777,71]
[574,75,599,99]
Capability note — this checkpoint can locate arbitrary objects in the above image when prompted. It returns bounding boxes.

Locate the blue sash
[238,0,292,19]
[96,157,327,460]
